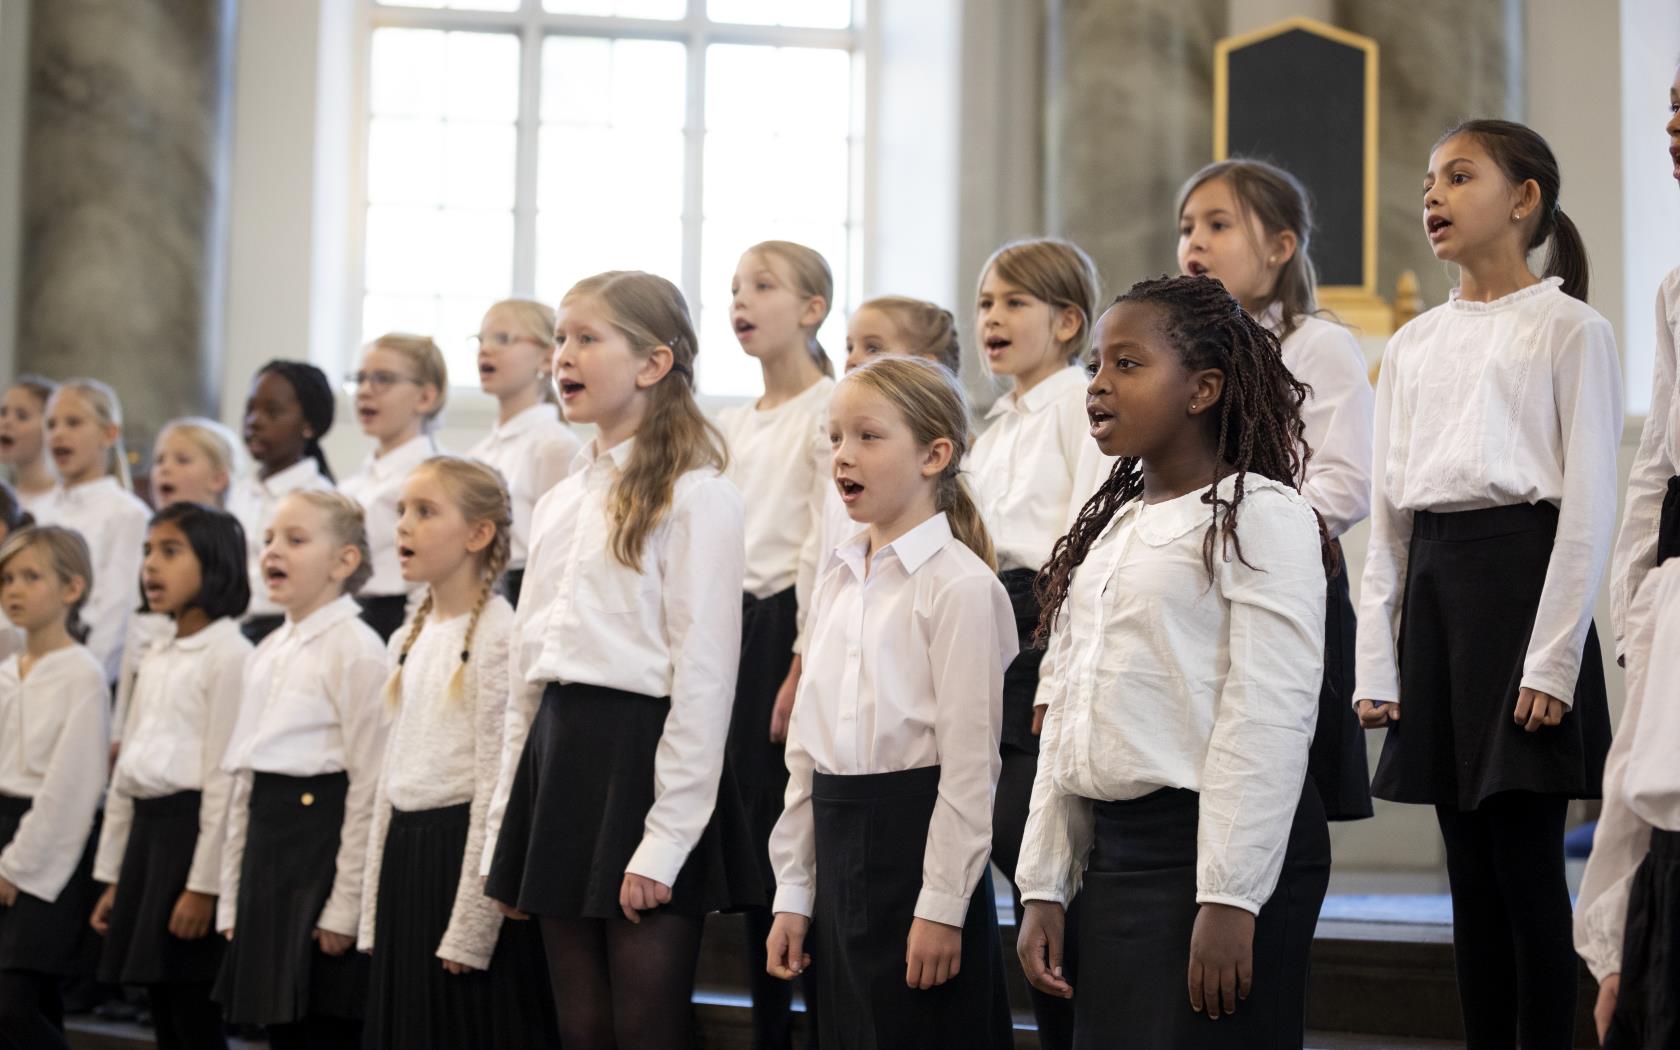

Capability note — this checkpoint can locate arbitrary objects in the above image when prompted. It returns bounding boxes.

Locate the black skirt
[810,766,1012,1050]
[501,567,526,610]
[1604,828,1680,1050]
[1309,548,1373,821]
[364,803,559,1050]
[240,614,285,646]
[1658,474,1680,566]
[998,568,1045,755]
[213,771,369,1025]
[356,594,409,643]
[1371,503,1611,809]
[727,586,799,888]
[485,681,764,919]
[1072,785,1330,1049]
[0,794,102,976]
[97,791,225,985]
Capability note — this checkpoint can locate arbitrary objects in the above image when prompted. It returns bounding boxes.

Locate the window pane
[537,126,683,215]
[366,206,444,295]
[542,37,612,125]
[368,118,445,205]
[706,44,849,135]
[544,0,686,18]
[442,32,520,121]
[704,44,776,132]
[535,212,682,302]
[377,0,521,9]
[437,295,496,385]
[437,210,515,296]
[443,122,516,208]
[610,40,686,129]
[371,29,446,117]
[708,0,850,29]
[363,293,440,348]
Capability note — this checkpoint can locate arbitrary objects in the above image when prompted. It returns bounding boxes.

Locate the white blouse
[217,594,390,936]
[718,377,835,600]
[228,458,334,618]
[769,513,1016,927]
[338,433,439,598]
[1355,279,1623,706]
[1263,305,1374,538]
[792,482,854,655]
[484,439,745,888]
[111,612,174,743]
[467,404,580,571]
[0,645,110,902]
[35,476,151,683]
[968,366,1114,575]
[95,618,251,895]
[1016,477,1326,914]
[359,598,513,970]
[1610,265,1680,659]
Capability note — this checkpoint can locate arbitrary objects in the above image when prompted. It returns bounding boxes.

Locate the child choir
[0,97,1677,1050]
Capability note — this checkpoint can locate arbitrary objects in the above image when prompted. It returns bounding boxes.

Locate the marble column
[17,0,235,451]
[1044,0,1228,301]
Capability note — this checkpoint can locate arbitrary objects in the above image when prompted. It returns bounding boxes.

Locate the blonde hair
[485,299,559,407]
[285,489,374,595]
[978,238,1101,365]
[50,378,132,490]
[0,525,94,643]
[156,417,243,506]
[387,456,512,705]
[857,296,961,375]
[747,240,835,378]
[371,333,449,428]
[10,375,56,408]
[840,357,995,570]
[563,271,728,571]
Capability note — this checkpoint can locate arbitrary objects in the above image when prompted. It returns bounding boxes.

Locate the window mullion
[681,22,706,325]
[513,12,543,299]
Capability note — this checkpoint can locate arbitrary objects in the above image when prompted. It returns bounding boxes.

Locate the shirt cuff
[1519,671,1578,709]
[626,836,688,888]
[1018,886,1068,908]
[772,884,813,918]
[1194,890,1263,916]
[913,887,971,928]
[316,896,360,938]
[437,935,495,972]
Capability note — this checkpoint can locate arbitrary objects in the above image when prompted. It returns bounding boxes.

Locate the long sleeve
[0,679,109,901]
[1196,494,1326,913]
[356,733,394,954]
[626,483,746,886]
[437,632,510,970]
[1015,670,1093,907]
[216,771,251,933]
[1522,315,1623,701]
[1610,283,1678,656]
[92,784,135,885]
[84,508,147,683]
[187,643,249,896]
[768,672,819,917]
[315,646,391,937]
[916,574,1012,926]
[482,644,542,878]
[1354,343,1413,705]
[1292,325,1375,538]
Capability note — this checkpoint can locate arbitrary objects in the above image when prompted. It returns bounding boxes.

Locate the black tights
[0,970,66,1050]
[266,1014,362,1050]
[1436,792,1577,1050]
[147,983,227,1050]
[994,747,1077,1050]
[539,912,702,1050]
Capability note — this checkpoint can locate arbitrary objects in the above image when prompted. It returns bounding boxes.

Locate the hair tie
[460,649,470,663]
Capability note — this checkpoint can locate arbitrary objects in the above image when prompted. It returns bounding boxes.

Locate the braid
[1034,275,1336,646]
[448,527,509,703]
[385,590,434,706]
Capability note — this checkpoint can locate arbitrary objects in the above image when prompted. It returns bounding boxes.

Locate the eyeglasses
[471,332,549,349]
[346,369,425,392]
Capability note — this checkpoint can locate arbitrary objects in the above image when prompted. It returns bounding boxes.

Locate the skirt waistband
[1091,786,1198,822]
[388,801,470,830]
[0,792,29,819]
[811,765,941,802]
[132,790,202,818]
[1650,828,1680,861]
[1413,502,1557,542]
[251,770,349,806]
[541,680,666,706]
[742,585,797,612]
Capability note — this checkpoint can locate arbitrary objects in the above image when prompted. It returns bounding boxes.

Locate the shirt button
[300,792,315,807]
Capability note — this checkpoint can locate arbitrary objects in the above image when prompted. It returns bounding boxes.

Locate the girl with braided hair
[1015,275,1332,1047]
[357,455,557,1049]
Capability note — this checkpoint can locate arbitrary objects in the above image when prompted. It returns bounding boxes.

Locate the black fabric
[1659,474,1680,566]
[1434,792,1576,1050]
[998,568,1045,755]
[240,614,284,646]
[486,681,764,919]
[355,594,409,643]
[363,803,559,1050]
[1310,545,1372,820]
[0,794,101,976]
[1372,503,1611,808]
[267,1015,363,1050]
[213,772,369,1027]
[501,567,526,610]
[99,791,225,985]
[0,969,66,1050]
[538,911,703,1050]
[809,766,1012,1050]
[1605,828,1680,1050]
[993,748,1076,1050]
[145,982,227,1050]
[1071,785,1329,1049]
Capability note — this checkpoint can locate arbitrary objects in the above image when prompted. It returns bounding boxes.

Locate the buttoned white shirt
[35,476,151,682]
[338,433,438,597]
[467,404,580,571]
[228,458,334,618]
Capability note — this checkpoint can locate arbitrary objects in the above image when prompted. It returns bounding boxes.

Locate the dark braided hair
[1033,274,1334,645]
[257,360,337,482]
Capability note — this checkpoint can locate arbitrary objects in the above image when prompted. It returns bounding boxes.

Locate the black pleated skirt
[355,593,409,643]
[364,803,559,1050]
[998,568,1045,756]
[0,794,102,975]
[485,681,764,919]
[240,614,285,646]
[1310,548,1373,821]
[1658,474,1680,566]
[1072,785,1329,1049]
[1371,503,1611,809]
[97,790,225,985]
[1605,828,1680,1050]
[727,586,799,889]
[810,766,1012,1050]
[213,771,369,1025]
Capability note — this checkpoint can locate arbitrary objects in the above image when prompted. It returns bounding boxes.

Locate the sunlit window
[361,0,861,396]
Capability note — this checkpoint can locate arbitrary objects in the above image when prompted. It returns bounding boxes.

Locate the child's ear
[1270,229,1299,269]
[330,544,362,584]
[1052,304,1084,348]
[920,436,955,479]
[465,519,495,556]
[1187,368,1226,417]
[799,294,829,331]
[415,383,442,419]
[212,469,231,498]
[635,346,676,389]
[100,422,121,448]
[62,573,88,606]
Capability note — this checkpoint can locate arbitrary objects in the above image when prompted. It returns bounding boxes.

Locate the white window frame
[346,0,866,405]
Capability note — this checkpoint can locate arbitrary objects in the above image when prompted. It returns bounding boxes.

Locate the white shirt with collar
[968,365,1114,575]
[228,458,334,618]
[35,475,151,683]
[483,438,745,888]
[0,644,110,902]
[1016,476,1326,915]
[95,617,252,894]
[718,377,836,600]
[467,404,581,571]
[338,433,439,598]
[1355,278,1623,707]
[1261,304,1374,538]
[769,512,1016,927]
[217,593,390,935]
